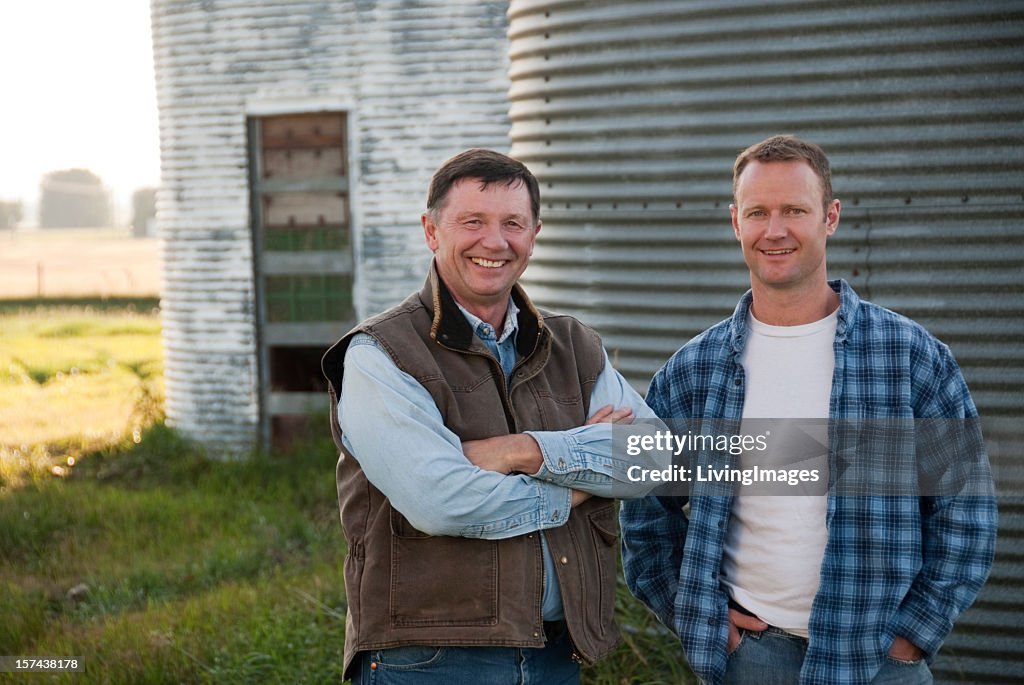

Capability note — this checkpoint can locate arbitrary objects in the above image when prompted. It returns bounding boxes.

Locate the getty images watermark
[609,418,992,498]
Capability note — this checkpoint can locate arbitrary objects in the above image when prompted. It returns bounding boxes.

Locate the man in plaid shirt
[620,135,997,684]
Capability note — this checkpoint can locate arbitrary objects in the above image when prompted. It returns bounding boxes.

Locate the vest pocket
[532,389,586,429]
[388,507,499,627]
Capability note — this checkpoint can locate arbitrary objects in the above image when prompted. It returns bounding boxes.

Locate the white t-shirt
[721,309,837,637]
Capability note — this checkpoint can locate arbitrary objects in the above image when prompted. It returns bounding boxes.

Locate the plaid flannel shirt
[620,279,997,684]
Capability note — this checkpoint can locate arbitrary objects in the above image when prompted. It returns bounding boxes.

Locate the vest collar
[420,259,545,360]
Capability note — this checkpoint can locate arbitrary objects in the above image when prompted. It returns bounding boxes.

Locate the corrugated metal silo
[507,1,1024,681]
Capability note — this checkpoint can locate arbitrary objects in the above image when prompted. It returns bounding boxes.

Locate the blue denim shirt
[340,298,662,620]
[621,280,997,685]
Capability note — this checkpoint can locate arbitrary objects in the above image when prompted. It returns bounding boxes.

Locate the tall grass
[0,302,690,684]
[1,427,348,684]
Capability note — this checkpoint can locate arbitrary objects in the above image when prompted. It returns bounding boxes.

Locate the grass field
[0,302,162,457]
[0,302,690,684]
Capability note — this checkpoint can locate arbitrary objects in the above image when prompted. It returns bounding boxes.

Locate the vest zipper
[492,355,518,433]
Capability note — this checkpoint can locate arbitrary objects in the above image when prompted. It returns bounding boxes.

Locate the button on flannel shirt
[620,280,997,684]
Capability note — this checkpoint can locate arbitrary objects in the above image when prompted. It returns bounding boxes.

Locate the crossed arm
[463,404,635,507]
[340,334,663,538]
[462,404,634,474]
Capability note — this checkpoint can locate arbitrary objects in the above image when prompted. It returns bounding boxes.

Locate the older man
[322,148,660,684]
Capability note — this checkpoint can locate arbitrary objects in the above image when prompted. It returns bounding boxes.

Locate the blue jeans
[350,623,579,685]
[724,627,933,684]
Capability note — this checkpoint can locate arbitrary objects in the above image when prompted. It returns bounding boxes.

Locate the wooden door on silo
[248,112,353,449]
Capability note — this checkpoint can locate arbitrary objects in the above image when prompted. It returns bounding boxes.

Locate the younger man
[621,135,997,684]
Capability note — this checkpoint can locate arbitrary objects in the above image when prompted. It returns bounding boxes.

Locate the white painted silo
[151,0,513,449]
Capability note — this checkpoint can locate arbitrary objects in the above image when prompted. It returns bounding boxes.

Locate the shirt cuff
[527,426,614,480]
[890,588,954,659]
[456,477,573,539]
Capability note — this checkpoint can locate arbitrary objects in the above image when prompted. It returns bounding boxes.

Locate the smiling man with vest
[322,148,661,684]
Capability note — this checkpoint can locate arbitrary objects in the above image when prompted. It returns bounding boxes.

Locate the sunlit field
[0,303,162,458]
[0,229,160,298]
[0,301,688,684]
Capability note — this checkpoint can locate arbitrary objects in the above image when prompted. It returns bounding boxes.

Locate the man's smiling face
[730,159,839,295]
[423,177,540,323]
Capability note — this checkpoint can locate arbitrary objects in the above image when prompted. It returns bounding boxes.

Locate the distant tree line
[0,199,22,230]
[1,170,157,233]
[38,168,111,228]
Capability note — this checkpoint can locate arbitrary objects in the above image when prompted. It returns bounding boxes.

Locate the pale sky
[0,0,161,216]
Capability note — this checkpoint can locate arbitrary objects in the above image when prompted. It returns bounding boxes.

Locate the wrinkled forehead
[437,177,535,218]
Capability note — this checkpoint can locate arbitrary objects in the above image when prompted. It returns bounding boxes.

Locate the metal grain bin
[507,1,1024,681]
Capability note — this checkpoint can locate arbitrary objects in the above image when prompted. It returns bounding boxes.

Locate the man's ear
[825,199,841,236]
[729,204,741,241]
[422,213,439,251]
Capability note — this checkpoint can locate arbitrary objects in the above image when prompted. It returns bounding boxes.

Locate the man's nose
[479,222,509,250]
[765,213,787,239]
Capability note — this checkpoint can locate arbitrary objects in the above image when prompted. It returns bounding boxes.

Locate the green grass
[0,430,348,684]
[0,302,690,684]
[0,301,163,457]
[0,296,161,315]
[591,583,694,685]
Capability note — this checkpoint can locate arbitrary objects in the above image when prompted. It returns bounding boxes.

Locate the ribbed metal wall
[507,1,1024,682]
[151,0,511,449]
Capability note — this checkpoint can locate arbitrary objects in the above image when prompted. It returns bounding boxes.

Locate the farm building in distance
[152,2,1022,681]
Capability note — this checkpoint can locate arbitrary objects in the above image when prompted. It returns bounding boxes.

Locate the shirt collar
[729,279,859,353]
[456,296,520,344]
